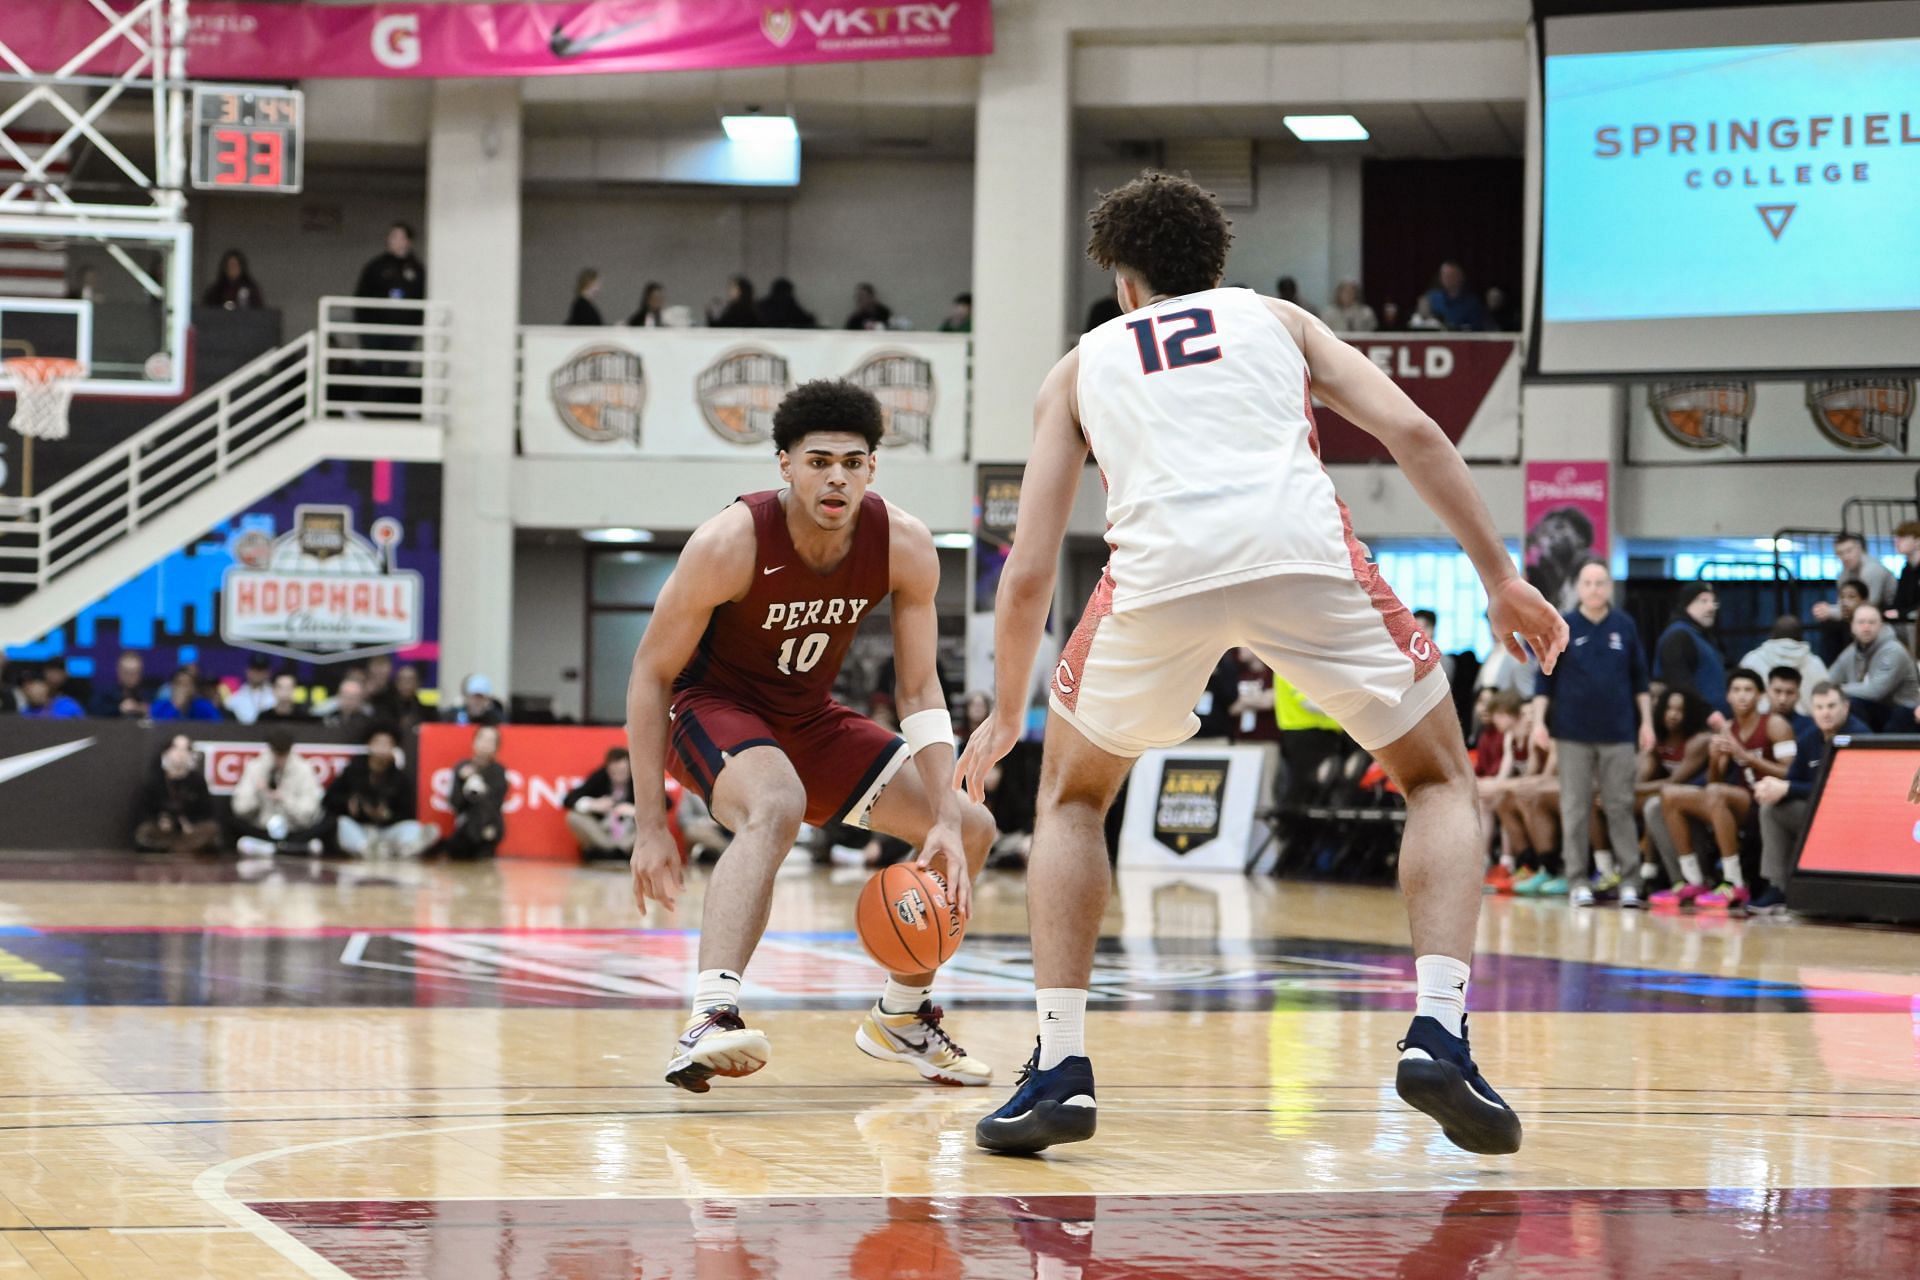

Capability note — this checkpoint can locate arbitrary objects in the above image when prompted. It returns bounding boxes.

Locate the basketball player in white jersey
[959,173,1568,1156]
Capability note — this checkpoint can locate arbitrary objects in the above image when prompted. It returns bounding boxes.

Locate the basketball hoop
[5,356,81,441]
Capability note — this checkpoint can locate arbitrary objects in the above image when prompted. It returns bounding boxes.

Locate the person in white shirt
[230,728,327,857]
[1321,280,1379,333]
[225,656,278,726]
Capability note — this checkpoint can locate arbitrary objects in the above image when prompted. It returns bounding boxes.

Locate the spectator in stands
[1813,533,1894,618]
[151,668,221,721]
[627,282,667,328]
[364,654,394,707]
[202,250,264,310]
[755,277,817,328]
[1655,583,1729,717]
[1766,667,1814,736]
[1635,688,1713,897]
[324,676,374,732]
[1475,643,1538,701]
[1477,690,1531,891]
[1751,682,1869,915]
[939,292,973,334]
[1274,673,1345,811]
[1379,299,1404,331]
[41,659,87,711]
[564,746,638,862]
[355,222,426,304]
[92,651,152,718]
[1826,603,1920,729]
[1408,294,1446,330]
[258,672,308,722]
[1531,560,1653,906]
[447,724,509,859]
[375,663,429,732]
[1321,280,1377,332]
[1817,578,1871,664]
[709,275,758,328]
[1424,260,1488,331]
[1084,295,1123,332]
[1495,707,1562,894]
[328,723,436,858]
[133,735,220,854]
[224,655,277,725]
[1484,286,1518,332]
[230,728,327,858]
[1653,668,1792,910]
[1891,521,1920,623]
[447,674,504,726]
[1739,616,1827,713]
[844,283,892,331]
[18,667,85,719]
[1274,276,1307,309]
[565,268,603,326]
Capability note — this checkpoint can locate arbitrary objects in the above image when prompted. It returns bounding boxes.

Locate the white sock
[1678,854,1706,886]
[1640,862,1659,884]
[1497,851,1516,871]
[1721,858,1745,889]
[880,978,932,1015]
[1036,988,1088,1069]
[1413,955,1470,1038]
[692,968,742,1015]
[1594,850,1618,879]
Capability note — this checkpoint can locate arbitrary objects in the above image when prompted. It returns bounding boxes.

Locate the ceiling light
[1283,114,1369,142]
[722,114,798,144]
[582,527,655,544]
[932,533,974,549]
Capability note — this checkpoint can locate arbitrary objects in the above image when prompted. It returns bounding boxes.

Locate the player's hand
[956,711,1020,805]
[1812,601,1834,621]
[629,825,684,915]
[1487,577,1569,674]
[917,821,972,921]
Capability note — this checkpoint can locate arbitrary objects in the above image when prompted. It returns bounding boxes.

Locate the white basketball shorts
[1049,567,1450,757]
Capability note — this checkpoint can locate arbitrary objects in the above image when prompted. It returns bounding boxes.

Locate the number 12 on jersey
[1126,307,1222,374]
[777,632,829,675]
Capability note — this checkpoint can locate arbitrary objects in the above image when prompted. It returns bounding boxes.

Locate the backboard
[0,218,189,397]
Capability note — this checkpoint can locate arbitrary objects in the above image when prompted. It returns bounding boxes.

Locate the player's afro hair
[772,379,885,453]
[1086,171,1234,298]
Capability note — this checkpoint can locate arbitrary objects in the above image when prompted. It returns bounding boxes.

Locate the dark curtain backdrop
[1360,158,1524,323]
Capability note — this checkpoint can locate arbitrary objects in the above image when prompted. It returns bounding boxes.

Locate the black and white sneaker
[1395,1015,1522,1155]
[975,1040,1097,1154]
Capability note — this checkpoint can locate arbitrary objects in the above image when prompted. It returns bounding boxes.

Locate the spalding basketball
[856,863,963,973]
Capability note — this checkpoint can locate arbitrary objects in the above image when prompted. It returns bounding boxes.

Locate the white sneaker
[1618,884,1645,910]
[855,1001,992,1086]
[1569,884,1596,907]
[235,835,275,858]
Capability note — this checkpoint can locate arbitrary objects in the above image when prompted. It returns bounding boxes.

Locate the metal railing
[0,297,448,594]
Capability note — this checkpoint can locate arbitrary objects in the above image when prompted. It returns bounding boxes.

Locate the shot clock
[191,85,304,193]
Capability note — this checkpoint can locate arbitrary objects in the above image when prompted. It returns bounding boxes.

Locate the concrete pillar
[427,80,520,705]
[968,3,1073,461]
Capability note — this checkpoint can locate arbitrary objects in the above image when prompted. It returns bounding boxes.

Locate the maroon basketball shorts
[668,687,909,829]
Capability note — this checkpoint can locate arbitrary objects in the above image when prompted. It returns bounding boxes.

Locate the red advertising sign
[1797,748,1920,879]
[1311,336,1520,463]
[415,723,679,861]
[198,739,364,796]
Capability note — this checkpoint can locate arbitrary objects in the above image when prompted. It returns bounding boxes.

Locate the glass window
[591,551,677,607]
[589,612,650,724]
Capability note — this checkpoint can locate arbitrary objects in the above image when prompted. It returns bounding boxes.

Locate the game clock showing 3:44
[191,85,304,194]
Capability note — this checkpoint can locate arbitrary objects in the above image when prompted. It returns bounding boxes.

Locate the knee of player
[739,789,806,844]
[960,801,997,863]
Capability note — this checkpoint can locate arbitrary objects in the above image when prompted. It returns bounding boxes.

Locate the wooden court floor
[0,852,1913,1277]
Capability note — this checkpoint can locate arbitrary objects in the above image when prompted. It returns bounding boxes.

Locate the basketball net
[5,357,81,441]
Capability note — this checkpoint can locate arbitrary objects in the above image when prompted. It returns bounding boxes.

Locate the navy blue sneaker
[974,1040,1097,1154]
[1395,1015,1522,1155]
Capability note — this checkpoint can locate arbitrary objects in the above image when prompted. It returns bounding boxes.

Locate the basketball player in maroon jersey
[625,380,997,1094]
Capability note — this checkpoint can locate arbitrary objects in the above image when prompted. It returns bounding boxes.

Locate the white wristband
[900,708,955,756]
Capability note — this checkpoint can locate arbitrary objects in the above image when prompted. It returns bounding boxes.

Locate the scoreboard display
[191,86,304,193]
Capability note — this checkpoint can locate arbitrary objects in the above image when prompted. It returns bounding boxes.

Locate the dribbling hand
[955,712,1021,805]
[917,821,972,921]
[629,825,683,915]
[1487,577,1570,674]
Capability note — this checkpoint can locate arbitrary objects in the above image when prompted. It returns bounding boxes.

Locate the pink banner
[34,1,992,80]
[1524,460,1611,615]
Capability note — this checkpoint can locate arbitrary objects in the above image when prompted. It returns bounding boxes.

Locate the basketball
[856,863,963,973]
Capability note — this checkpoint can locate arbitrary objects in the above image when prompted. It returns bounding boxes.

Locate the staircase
[0,297,450,643]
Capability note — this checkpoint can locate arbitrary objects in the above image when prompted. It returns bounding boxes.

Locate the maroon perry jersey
[674,489,891,719]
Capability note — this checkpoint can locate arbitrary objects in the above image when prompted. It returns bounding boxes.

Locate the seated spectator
[709,275,758,328]
[230,728,328,857]
[844,282,892,331]
[257,672,309,722]
[151,668,222,721]
[627,281,667,328]
[446,673,504,726]
[938,292,972,333]
[1636,688,1713,893]
[364,653,394,705]
[1379,299,1404,331]
[1765,667,1815,737]
[1408,294,1446,330]
[1424,260,1488,331]
[225,655,277,725]
[1817,578,1871,664]
[1813,533,1894,619]
[328,723,437,858]
[17,667,84,719]
[565,268,603,326]
[324,675,374,731]
[375,662,430,732]
[756,277,817,328]
[133,735,220,854]
[1739,615,1827,713]
[1894,521,1920,624]
[202,249,264,310]
[1484,285,1518,331]
[1651,669,1792,910]
[1493,707,1562,894]
[92,651,153,718]
[447,724,509,859]
[565,746,638,862]
[678,788,730,864]
[1750,682,1869,914]
[1321,280,1378,332]
[1655,583,1730,719]
[1826,604,1919,729]
[1475,690,1530,889]
[1274,275,1306,309]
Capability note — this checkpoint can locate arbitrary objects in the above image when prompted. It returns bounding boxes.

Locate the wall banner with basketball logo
[1524,461,1610,614]
[1629,376,1919,462]
[1117,747,1267,873]
[1311,336,1522,463]
[519,328,968,462]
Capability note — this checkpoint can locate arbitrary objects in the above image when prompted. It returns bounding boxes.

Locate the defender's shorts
[668,688,909,829]
[1050,569,1450,757]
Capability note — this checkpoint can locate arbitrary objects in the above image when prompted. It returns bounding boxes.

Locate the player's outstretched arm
[958,350,1088,801]
[1269,298,1568,673]
[623,504,754,912]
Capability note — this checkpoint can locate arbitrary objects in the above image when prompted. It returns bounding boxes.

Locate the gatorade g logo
[373,13,422,69]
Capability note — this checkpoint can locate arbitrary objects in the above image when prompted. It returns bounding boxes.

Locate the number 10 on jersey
[777,632,829,675]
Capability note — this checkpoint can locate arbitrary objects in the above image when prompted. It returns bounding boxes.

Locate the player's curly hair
[772,379,885,453]
[1086,171,1234,298]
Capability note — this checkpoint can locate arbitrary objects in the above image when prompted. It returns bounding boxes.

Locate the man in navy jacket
[1750,681,1869,914]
